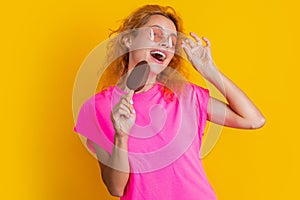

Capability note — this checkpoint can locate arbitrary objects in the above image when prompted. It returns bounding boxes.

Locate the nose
[159,37,170,48]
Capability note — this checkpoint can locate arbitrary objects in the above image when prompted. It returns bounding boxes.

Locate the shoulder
[178,82,210,101]
[83,86,116,107]
[183,82,210,111]
[94,86,115,101]
[188,82,209,96]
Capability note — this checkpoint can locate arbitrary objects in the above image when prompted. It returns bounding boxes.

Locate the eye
[152,27,163,42]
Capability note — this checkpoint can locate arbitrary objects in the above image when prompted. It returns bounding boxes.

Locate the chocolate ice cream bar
[126,60,150,92]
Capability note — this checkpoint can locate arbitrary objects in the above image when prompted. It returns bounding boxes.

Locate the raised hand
[182,32,216,80]
[110,90,136,137]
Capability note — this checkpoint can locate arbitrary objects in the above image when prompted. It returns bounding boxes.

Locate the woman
[74,4,265,199]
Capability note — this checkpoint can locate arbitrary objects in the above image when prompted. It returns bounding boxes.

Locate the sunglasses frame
[145,26,178,49]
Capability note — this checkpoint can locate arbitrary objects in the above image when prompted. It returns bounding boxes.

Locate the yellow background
[1,0,299,199]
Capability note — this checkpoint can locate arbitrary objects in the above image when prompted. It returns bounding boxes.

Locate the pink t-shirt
[74,82,217,200]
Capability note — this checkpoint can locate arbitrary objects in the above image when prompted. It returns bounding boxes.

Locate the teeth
[151,51,166,60]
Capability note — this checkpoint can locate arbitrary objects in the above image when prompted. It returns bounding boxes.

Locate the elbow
[103,178,126,197]
[107,186,125,197]
[101,169,128,197]
[250,116,266,129]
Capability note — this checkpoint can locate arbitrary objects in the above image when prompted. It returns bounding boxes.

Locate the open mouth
[150,50,166,63]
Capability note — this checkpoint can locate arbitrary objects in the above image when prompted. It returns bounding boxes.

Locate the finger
[127,90,134,104]
[126,90,135,114]
[120,97,133,112]
[181,39,192,52]
[202,36,211,47]
[120,104,135,114]
[120,94,129,103]
[113,107,130,119]
[120,98,133,110]
[185,38,197,48]
[119,103,134,116]
[118,106,132,118]
[190,32,203,46]
[181,40,193,59]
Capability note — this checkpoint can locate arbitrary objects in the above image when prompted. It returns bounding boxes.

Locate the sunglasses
[147,26,178,49]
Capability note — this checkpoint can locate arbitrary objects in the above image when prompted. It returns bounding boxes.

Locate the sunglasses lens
[149,27,177,48]
[170,35,177,48]
[150,27,163,42]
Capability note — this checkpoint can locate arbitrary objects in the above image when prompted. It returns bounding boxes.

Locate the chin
[148,62,167,75]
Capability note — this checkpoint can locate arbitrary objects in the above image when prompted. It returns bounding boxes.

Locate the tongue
[152,54,161,61]
[151,52,163,62]
[126,61,150,92]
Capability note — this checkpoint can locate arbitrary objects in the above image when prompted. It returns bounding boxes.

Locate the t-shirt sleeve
[73,97,113,155]
[192,84,210,137]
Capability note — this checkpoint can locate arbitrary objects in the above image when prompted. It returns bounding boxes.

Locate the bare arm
[206,70,265,129]
[182,32,265,129]
[92,135,130,197]
[92,91,135,197]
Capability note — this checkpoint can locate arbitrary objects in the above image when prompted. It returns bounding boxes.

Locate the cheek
[130,35,152,50]
[166,54,175,65]
[130,50,146,62]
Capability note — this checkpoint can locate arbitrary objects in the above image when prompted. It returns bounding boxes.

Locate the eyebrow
[148,25,177,36]
[149,25,163,29]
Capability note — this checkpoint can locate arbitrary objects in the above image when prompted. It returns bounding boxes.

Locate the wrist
[114,133,128,149]
[202,64,221,82]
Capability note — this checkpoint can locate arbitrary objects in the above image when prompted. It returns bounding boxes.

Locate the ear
[123,36,132,49]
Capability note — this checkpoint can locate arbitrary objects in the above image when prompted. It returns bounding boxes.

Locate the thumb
[181,40,192,60]
[127,90,134,103]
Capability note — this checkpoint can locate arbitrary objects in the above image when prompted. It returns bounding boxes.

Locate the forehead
[143,14,177,34]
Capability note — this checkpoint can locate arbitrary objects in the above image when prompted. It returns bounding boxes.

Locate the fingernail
[132,109,136,114]
[130,99,133,104]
